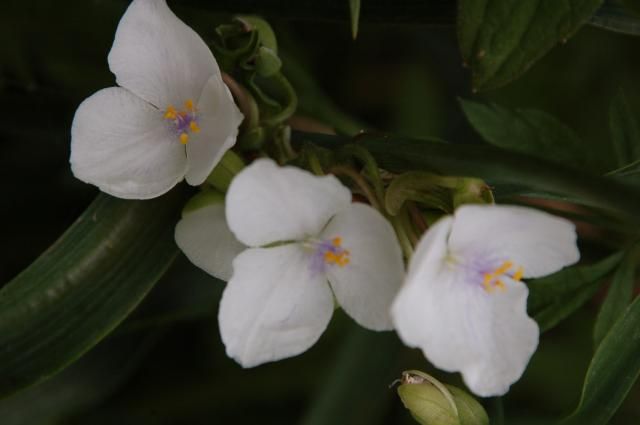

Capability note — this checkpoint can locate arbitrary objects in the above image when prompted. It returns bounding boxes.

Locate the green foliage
[560,292,640,425]
[593,250,637,345]
[528,253,623,332]
[458,0,605,90]
[0,191,185,397]
[460,100,603,172]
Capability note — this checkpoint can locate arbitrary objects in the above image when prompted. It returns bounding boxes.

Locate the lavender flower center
[307,236,350,275]
[164,99,200,144]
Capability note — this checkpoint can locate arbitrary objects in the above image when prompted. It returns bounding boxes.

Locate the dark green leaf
[0,190,186,397]
[461,100,601,171]
[592,250,637,345]
[560,291,640,425]
[458,0,605,90]
[609,89,640,167]
[530,253,622,332]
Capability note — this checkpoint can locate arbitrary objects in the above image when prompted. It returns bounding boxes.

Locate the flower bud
[395,371,488,425]
[452,178,494,208]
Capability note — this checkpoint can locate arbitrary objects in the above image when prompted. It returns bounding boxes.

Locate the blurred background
[1,0,639,423]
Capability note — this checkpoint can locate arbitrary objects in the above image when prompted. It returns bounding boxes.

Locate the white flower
[175,202,246,282]
[70,0,243,199]
[214,158,405,367]
[391,205,580,397]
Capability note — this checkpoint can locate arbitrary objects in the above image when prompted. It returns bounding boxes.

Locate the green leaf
[458,0,605,90]
[592,250,637,345]
[460,100,601,172]
[349,0,361,39]
[560,291,640,425]
[527,253,622,332]
[609,89,640,167]
[0,190,185,397]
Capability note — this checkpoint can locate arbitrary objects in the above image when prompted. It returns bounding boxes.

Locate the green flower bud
[181,189,225,217]
[396,371,488,425]
[452,178,494,208]
[206,150,246,192]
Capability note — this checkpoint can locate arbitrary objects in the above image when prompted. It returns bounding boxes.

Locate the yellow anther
[495,279,506,291]
[494,261,513,275]
[185,99,195,111]
[164,106,177,120]
[483,273,493,286]
[189,121,200,133]
[332,237,342,247]
[513,267,524,281]
[179,133,189,145]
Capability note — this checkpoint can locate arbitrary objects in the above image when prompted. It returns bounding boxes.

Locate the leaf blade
[592,250,637,345]
[461,100,602,171]
[0,191,185,397]
[458,0,605,90]
[561,290,640,425]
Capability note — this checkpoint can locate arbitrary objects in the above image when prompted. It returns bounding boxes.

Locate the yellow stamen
[495,279,506,291]
[179,133,189,145]
[513,267,524,281]
[185,99,195,111]
[164,106,177,120]
[189,121,200,133]
[494,260,513,275]
[332,237,342,247]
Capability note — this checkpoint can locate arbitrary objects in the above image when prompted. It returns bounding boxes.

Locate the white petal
[184,75,244,185]
[174,203,245,281]
[108,0,220,108]
[392,218,539,397]
[449,205,579,278]
[322,203,405,331]
[70,87,186,199]
[391,216,453,357]
[226,159,352,246]
[218,244,334,367]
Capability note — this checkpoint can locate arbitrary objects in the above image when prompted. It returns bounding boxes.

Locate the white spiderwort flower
[70,0,243,199]
[214,158,405,367]
[391,205,579,397]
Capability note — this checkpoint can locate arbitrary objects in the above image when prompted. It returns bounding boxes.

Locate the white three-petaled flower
[391,205,579,397]
[177,159,405,367]
[70,0,243,199]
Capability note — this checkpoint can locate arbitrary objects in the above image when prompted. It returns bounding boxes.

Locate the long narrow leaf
[0,190,186,397]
